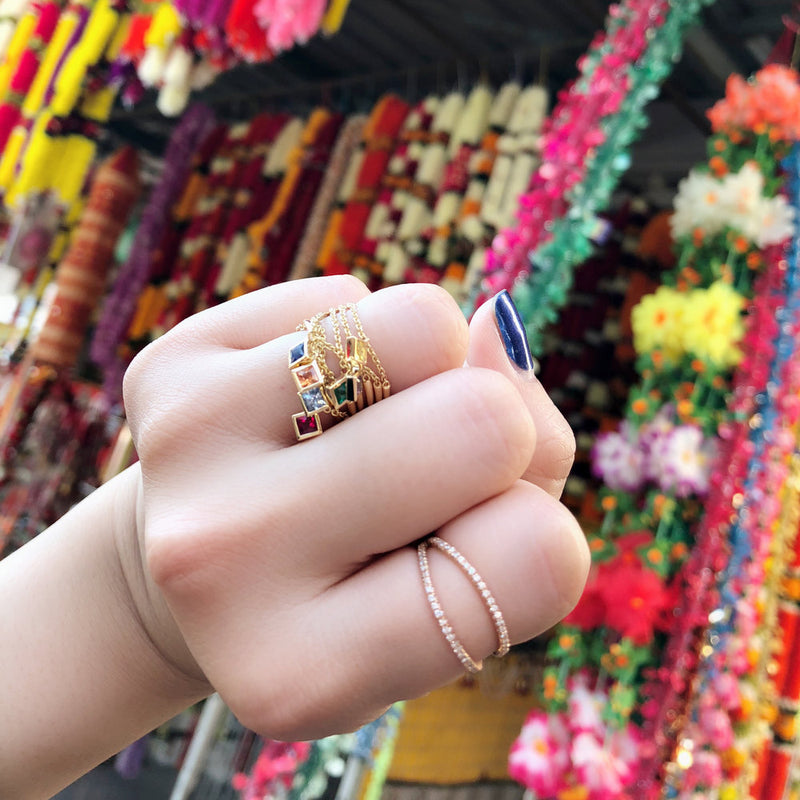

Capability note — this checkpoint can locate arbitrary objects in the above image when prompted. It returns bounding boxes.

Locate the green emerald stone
[333,379,349,408]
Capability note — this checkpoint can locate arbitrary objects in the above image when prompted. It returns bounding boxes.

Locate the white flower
[672,170,727,238]
[671,163,794,248]
[723,162,764,218]
[751,195,795,248]
[649,425,716,497]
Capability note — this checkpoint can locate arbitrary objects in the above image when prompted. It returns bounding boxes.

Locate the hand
[122,275,589,740]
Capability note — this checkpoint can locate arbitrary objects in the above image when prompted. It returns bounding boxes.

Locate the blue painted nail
[494,290,536,372]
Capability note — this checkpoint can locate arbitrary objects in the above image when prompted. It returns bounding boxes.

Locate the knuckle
[540,410,577,480]
[456,370,536,482]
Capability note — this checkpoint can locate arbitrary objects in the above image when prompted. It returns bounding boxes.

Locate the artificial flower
[744,194,796,248]
[563,580,606,631]
[591,423,646,492]
[648,424,716,497]
[508,710,570,797]
[599,559,670,645]
[708,64,800,141]
[686,751,724,793]
[567,672,607,736]
[631,284,685,360]
[571,726,639,800]
[671,169,727,240]
[255,0,327,51]
[681,281,745,368]
[671,163,793,248]
[699,705,735,751]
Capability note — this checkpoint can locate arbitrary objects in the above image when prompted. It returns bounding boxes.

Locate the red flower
[564,578,606,630]
[599,560,669,644]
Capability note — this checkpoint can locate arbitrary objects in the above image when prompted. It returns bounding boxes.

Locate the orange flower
[601,495,617,512]
[710,155,728,176]
[671,542,688,561]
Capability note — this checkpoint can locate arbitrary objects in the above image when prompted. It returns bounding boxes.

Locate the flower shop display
[509,64,800,800]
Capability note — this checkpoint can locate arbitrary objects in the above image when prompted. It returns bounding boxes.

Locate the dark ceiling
[108,0,795,193]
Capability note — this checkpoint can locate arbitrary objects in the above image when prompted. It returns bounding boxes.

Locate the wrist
[112,463,212,693]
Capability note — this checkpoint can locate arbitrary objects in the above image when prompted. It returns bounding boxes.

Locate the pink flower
[699,706,734,751]
[508,711,570,796]
[648,425,716,497]
[567,672,607,735]
[711,672,740,710]
[684,750,723,791]
[254,0,326,51]
[591,426,646,492]
[571,726,640,800]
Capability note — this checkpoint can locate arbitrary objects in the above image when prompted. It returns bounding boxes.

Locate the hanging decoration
[31,146,141,368]
[474,0,716,352]
[90,103,217,397]
[123,0,351,115]
[509,64,800,800]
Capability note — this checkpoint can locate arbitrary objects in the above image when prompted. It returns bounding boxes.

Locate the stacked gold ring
[289,303,390,441]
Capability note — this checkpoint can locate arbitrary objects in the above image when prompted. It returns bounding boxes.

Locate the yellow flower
[631,286,685,360]
[681,281,745,368]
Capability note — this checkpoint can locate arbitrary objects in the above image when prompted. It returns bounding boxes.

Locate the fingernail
[494,290,537,372]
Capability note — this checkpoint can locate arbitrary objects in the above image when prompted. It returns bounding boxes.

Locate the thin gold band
[418,536,510,674]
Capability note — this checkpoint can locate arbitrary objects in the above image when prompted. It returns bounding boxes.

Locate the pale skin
[0,276,590,799]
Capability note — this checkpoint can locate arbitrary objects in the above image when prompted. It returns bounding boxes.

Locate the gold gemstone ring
[289,303,390,441]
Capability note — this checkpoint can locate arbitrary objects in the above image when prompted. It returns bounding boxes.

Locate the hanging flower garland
[0,0,31,63]
[90,103,217,398]
[642,144,800,800]
[509,65,800,800]
[120,0,351,115]
[472,0,715,353]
